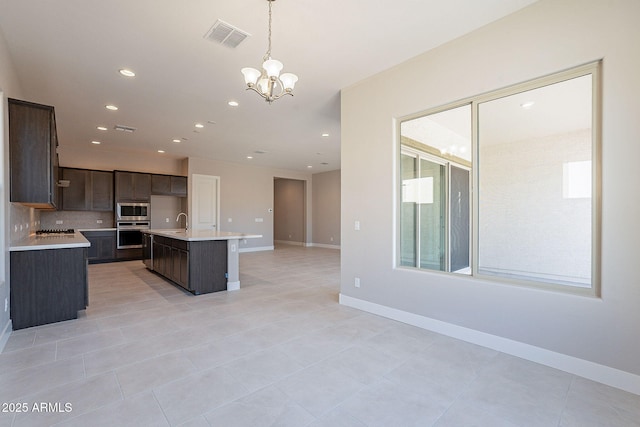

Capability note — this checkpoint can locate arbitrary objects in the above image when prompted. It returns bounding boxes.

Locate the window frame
[395,61,601,297]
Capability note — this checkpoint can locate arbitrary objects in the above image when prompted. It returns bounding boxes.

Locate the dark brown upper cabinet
[8,98,59,209]
[115,171,151,202]
[151,174,187,197]
[61,168,113,211]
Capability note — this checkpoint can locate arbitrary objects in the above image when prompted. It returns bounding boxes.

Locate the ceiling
[0,0,538,172]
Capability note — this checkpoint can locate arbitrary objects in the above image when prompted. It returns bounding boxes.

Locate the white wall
[186,157,313,251]
[340,0,640,391]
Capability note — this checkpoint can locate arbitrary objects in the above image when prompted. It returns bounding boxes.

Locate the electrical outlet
[354,277,361,288]
[56,220,63,225]
[330,237,334,242]
[96,219,103,224]
[165,218,169,223]
[354,220,360,231]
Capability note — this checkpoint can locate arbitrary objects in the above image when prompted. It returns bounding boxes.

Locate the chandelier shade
[241,0,298,103]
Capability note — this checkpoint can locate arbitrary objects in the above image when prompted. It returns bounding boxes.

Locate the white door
[191,174,219,230]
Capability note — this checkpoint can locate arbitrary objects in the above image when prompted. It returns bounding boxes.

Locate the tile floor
[1,245,639,426]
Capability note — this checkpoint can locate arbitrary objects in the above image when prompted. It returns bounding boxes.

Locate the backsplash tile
[40,211,115,230]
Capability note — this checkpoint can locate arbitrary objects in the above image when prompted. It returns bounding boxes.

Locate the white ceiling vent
[204,19,250,48]
[114,125,136,133]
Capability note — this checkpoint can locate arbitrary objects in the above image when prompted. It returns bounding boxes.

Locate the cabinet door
[61,168,90,210]
[97,235,116,260]
[153,242,163,273]
[133,173,151,201]
[151,175,171,195]
[91,171,114,211]
[179,250,189,287]
[171,176,187,196]
[8,99,58,208]
[85,235,99,260]
[171,247,181,284]
[115,171,134,200]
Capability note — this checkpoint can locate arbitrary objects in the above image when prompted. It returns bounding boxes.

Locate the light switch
[354,220,360,231]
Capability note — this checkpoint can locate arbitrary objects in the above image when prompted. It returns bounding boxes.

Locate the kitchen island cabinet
[10,233,90,330]
[143,229,261,294]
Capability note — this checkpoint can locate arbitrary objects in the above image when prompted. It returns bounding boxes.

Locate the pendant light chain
[265,0,273,61]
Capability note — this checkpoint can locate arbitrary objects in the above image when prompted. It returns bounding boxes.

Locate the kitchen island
[9,231,90,329]
[142,229,261,294]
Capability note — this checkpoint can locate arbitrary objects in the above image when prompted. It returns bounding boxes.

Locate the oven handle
[117,223,151,230]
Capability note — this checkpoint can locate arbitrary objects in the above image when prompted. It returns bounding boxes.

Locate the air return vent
[114,125,136,133]
[204,19,250,48]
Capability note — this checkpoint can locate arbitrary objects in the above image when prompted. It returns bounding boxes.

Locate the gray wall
[341,0,640,385]
[312,170,341,247]
[274,178,305,244]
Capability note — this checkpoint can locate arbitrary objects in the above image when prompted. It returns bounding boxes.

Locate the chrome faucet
[176,212,188,231]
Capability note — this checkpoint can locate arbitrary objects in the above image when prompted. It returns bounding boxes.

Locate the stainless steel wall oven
[116,221,150,249]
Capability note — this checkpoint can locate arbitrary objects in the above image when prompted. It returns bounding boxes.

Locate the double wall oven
[116,202,150,249]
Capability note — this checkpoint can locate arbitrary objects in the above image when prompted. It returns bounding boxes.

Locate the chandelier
[241,0,298,103]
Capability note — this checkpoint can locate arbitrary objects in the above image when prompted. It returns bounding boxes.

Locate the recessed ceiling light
[228,101,239,107]
[157,150,165,153]
[520,101,535,109]
[172,139,181,143]
[91,140,101,145]
[105,104,118,111]
[321,133,329,137]
[97,126,108,131]
[246,156,253,159]
[307,165,313,169]
[119,69,136,77]
[195,123,204,128]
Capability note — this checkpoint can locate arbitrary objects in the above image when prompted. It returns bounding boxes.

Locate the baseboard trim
[339,293,640,396]
[0,320,12,353]
[307,243,341,250]
[239,246,274,253]
[274,240,304,246]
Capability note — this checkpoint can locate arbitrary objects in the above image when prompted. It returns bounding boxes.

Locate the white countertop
[146,229,262,242]
[10,232,91,252]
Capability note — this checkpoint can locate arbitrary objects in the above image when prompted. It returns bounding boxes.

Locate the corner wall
[312,169,340,248]
[340,0,640,391]
[0,25,25,351]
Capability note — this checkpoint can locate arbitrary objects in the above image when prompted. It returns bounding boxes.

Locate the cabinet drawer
[171,239,188,251]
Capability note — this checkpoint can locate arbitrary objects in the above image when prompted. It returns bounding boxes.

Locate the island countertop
[145,229,262,242]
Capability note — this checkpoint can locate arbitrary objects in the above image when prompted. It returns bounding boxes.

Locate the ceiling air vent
[204,19,250,48]
[114,125,136,133]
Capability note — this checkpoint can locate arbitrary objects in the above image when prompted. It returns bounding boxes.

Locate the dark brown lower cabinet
[10,247,88,330]
[147,234,226,294]
[82,230,116,263]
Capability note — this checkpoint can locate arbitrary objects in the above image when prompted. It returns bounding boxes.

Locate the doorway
[273,178,306,245]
